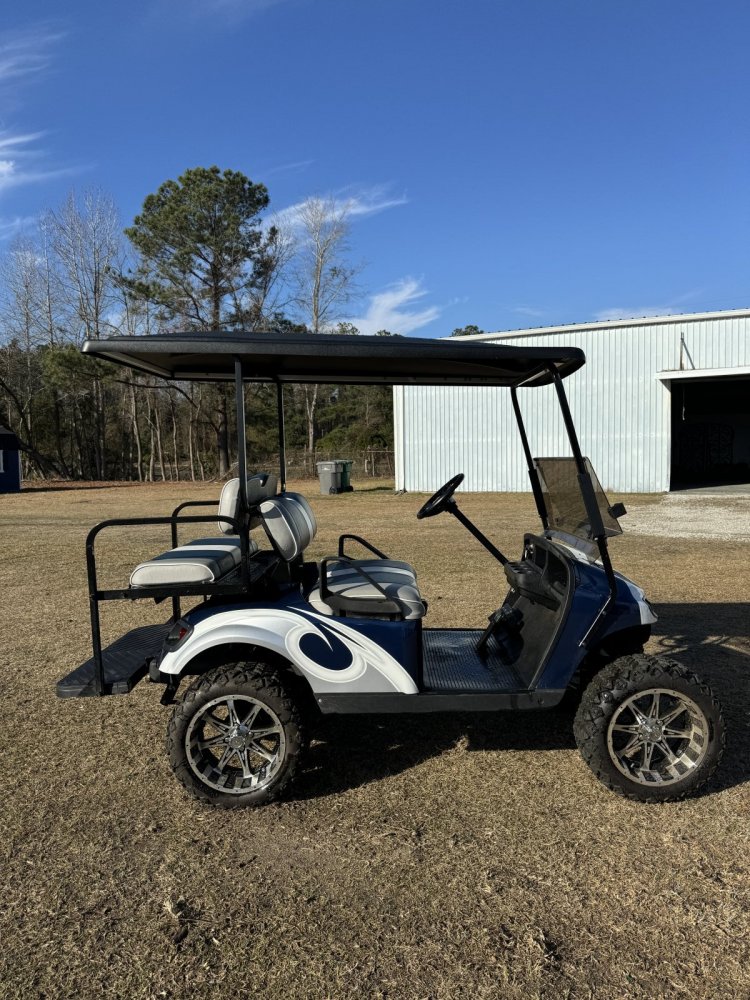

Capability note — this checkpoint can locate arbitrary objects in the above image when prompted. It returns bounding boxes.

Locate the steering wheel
[416,473,465,520]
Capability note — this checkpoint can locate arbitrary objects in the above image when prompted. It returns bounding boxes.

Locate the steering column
[416,473,508,566]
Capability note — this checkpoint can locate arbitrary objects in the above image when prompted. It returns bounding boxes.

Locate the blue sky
[2,0,749,336]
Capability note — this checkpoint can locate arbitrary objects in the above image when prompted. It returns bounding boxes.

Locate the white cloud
[347,278,441,337]
[0,214,37,240]
[0,131,45,152]
[0,25,63,87]
[594,290,704,323]
[0,29,78,199]
[272,185,408,231]
[512,305,547,319]
[0,138,81,194]
[263,158,315,178]
[0,134,44,192]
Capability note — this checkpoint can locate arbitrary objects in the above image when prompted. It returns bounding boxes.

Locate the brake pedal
[477,606,523,657]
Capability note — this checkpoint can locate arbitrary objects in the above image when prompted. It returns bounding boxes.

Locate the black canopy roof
[81,332,585,387]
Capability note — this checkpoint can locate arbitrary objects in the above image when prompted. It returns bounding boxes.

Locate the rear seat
[259,492,425,620]
[130,473,277,589]
[129,537,259,587]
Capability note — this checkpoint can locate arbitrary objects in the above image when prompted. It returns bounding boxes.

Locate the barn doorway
[670,375,750,489]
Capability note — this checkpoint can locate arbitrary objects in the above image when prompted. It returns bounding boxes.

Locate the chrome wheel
[185,694,286,795]
[606,687,709,786]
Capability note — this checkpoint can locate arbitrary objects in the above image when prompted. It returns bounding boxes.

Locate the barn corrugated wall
[395,310,750,493]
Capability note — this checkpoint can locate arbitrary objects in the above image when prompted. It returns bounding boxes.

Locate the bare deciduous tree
[289,196,362,453]
[45,190,122,476]
[47,189,121,342]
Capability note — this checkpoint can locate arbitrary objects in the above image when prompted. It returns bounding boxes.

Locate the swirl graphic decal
[164,607,418,694]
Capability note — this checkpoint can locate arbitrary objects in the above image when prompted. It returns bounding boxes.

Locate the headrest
[217,472,278,535]
[259,492,317,561]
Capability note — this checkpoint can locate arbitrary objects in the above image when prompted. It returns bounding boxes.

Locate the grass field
[1,481,749,1000]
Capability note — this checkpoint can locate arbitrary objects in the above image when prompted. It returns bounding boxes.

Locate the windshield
[534,457,623,540]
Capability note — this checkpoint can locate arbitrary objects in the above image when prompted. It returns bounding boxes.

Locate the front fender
[159,606,418,695]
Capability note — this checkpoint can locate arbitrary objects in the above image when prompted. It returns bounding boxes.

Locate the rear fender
[158,607,418,695]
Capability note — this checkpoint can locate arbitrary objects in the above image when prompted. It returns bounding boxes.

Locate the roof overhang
[0,426,19,449]
[81,332,585,388]
[656,365,750,382]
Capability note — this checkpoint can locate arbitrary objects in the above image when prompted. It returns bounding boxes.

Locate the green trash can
[339,460,353,492]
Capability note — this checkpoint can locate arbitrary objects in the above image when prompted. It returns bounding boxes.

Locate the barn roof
[0,426,19,449]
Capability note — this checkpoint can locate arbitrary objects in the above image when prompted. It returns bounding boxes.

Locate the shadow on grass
[649,601,750,796]
[297,708,575,801]
[347,485,395,494]
[295,601,750,801]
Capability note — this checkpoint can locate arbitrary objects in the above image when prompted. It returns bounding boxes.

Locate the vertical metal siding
[396,313,750,493]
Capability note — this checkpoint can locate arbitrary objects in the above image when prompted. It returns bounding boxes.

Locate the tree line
[0,168,396,483]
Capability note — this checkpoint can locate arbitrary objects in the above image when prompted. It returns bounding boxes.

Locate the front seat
[258,493,425,620]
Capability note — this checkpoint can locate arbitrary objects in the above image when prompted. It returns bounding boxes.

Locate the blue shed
[0,426,21,492]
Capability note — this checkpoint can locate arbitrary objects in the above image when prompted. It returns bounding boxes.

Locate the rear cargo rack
[79,509,254,698]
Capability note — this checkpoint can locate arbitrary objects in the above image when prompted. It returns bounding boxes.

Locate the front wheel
[574,654,724,802]
[167,661,307,808]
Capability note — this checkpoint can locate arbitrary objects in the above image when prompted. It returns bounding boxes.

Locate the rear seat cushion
[260,493,317,561]
[309,565,426,620]
[130,538,258,588]
[184,537,243,567]
[218,473,278,534]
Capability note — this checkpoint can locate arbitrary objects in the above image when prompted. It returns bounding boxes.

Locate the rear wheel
[574,654,724,802]
[167,661,306,808]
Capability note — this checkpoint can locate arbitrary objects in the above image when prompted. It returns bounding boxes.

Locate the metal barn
[394,309,750,493]
[0,426,21,493]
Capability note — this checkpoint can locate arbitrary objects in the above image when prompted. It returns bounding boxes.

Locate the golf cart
[56,333,724,806]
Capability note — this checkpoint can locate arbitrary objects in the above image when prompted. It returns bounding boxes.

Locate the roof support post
[510,386,549,529]
[274,378,287,493]
[234,359,248,511]
[234,358,252,588]
[547,364,617,644]
[547,364,586,473]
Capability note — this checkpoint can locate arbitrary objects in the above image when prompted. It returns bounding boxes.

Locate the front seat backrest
[259,493,317,561]
[217,472,278,535]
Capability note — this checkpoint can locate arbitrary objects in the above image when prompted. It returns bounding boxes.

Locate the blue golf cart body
[56,333,722,805]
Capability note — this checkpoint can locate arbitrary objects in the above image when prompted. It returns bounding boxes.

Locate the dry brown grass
[1,482,749,1000]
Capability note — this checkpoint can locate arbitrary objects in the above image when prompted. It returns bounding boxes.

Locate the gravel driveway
[626,493,749,542]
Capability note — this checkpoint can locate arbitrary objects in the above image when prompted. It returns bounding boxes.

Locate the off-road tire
[574,654,724,802]
[167,661,306,808]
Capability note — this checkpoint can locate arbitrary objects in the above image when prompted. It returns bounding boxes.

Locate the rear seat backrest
[217,472,278,534]
[259,493,317,561]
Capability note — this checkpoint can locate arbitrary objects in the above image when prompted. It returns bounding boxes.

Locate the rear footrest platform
[56,622,173,698]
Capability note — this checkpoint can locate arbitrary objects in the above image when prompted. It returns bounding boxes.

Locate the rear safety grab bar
[337,533,390,560]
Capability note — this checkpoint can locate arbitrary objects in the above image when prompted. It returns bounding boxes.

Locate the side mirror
[608,502,627,519]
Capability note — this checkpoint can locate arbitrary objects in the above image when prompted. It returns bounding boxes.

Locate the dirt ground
[1,482,748,1000]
